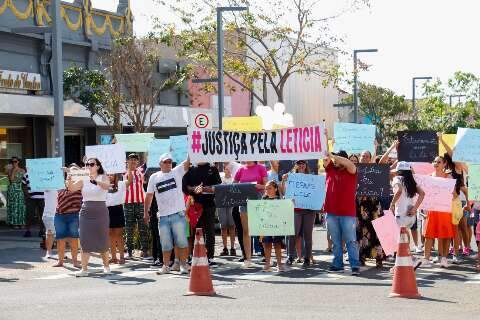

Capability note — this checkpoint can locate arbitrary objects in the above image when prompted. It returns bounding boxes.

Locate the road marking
[466,273,480,284]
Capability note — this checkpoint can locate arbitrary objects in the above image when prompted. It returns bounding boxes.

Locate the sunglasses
[162,160,173,164]
[87,162,97,167]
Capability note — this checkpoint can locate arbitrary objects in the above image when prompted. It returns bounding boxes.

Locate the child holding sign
[261,180,286,272]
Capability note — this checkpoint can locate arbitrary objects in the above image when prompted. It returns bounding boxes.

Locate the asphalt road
[1,227,479,320]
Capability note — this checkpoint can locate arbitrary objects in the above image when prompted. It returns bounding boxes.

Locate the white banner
[85,144,126,174]
[413,174,456,212]
[187,123,327,162]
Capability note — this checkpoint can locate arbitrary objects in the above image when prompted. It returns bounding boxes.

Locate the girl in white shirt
[106,173,131,264]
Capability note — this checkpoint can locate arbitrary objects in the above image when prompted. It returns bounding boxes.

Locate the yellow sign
[0,70,41,91]
[439,134,456,156]
[223,116,263,132]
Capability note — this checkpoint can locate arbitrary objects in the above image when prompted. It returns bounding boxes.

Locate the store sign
[0,70,41,91]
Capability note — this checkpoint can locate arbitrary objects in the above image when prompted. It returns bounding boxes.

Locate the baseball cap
[332,150,349,159]
[395,161,411,171]
[159,153,173,163]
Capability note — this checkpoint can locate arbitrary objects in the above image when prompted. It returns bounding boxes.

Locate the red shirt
[124,168,145,204]
[323,162,357,216]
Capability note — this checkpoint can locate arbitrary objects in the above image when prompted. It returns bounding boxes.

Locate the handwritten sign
[398,131,438,162]
[333,122,376,155]
[284,173,325,210]
[410,162,434,175]
[26,158,64,192]
[114,133,155,152]
[247,199,295,236]
[453,128,480,163]
[170,135,188,164]
[187,123,327,162]
[439,134,456,156]
[372,211,400,256]
[356,164,390,197]
[85,144,126,174]
[214,183,259,208]
[68,167,89,182]
[223,116,263,132]
[469,164,480,201]
[147,139,171,168]
[278,160,319,180]
[413,174,456,212]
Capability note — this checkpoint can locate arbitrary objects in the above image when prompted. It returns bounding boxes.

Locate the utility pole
[353,49,378,124]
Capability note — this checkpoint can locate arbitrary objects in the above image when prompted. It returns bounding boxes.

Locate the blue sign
[453,128,480,163]
[100,135,113,145]
[333,122,376,155]
[284,173,326,210]
[170,135,188,164]
[147,139,171,168]
[26,158,65,192]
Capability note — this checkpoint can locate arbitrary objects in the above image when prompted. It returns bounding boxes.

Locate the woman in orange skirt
[421,156,455,268]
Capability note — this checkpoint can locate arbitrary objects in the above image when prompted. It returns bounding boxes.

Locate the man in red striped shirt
[124,153,149,258]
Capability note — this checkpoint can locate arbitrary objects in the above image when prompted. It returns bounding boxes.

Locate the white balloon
[273,102,286,114]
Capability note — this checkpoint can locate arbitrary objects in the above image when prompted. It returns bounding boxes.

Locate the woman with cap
[281,160,317,267]
[68,158,112,277]
[233,161,268,268]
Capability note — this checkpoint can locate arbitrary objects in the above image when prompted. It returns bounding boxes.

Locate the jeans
[158,211,188,252]
[326,213,359,269]
[149,199,162,262]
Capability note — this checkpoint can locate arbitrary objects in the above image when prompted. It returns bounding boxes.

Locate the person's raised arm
[379,140,399,164]
[330,153,356,175]
[67,175,83,192]
[181,156,191,172]
[438,132,453,157]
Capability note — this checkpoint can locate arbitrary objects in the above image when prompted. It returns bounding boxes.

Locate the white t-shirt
[106,181,127,207]
[43,190,58,217]
[82,175,108,202]
[221,173,233,185]
[147,165,187,217]
[391,176,415,217]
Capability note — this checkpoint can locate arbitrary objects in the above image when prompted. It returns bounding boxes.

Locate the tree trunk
[262,74,268,106]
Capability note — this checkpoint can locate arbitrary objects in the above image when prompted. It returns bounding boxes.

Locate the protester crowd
[3,132,480,278]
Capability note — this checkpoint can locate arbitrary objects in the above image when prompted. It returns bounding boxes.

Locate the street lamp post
[353,49,378,124]
[412,76,432,115]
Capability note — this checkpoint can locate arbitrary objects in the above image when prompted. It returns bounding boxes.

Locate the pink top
[234,164,268,184]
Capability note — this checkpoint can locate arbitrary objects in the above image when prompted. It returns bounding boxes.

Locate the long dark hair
[443,153,455,171]
[398,170,418,198]
[265,180,281,197]
[293,161,310,174]
[87,158,105,175]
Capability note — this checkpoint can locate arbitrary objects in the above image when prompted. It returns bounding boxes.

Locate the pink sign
[372,211,400,256]
[411,162,434,175]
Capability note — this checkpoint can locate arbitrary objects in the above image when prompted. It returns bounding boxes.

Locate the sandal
[52,262,64,267]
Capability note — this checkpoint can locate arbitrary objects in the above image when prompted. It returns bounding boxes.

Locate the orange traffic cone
[389,227,421,298]
[185,228,215,296]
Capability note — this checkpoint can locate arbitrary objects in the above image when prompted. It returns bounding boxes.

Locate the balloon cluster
[255,103,294,130]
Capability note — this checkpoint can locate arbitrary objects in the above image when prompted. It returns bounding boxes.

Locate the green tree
[155,0,368,110]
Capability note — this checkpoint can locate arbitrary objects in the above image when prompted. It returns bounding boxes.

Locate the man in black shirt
[182,162,222,265]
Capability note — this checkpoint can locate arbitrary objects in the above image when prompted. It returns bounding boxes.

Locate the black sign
[278,160,318,181]
[356,164,390,197]
[214,183,259,208]
[398,130,438,162]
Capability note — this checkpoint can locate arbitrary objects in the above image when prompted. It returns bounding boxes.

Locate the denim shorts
[54,213,80,240]
[158,211,188,252]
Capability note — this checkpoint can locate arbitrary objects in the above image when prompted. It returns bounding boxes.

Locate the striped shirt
[124,168,145,204]
[22,172,44,199]
[56,190,83,214]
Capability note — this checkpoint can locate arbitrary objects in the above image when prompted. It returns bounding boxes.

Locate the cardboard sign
[214,183,259,208]
[68,167,89,182]
[439,134,456,156]
[410,162,434,175]
[223,116,263,132]
[372,211,400,256]
[170,135,188,164]
[26,158,64,191]
[247,199,295,236]
[278,160,319,180]
[85,144,126,174]
[398,131,438,162]
[284,173,325,210]
[333,122,376,155]
[114,133,155,152]
[453,128,480,163]
[468,164,480,201]
[187,123,327,162]
[356,164,390,197]
[413,174,456,212]
[147,139,171,168]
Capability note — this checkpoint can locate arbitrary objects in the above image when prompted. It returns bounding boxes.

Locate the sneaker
[440,257,449,268]
[351,268,360,276]
[220,248,229,256]
[103,267,112,275]
[229,248,237,256]
[237,257,245,263]
[432,256,440,263]
[448,247,454,256]
[156,266,170,275]
[415,246,424,254]
[420,258,433,268]
[286,257,294,265]
[295,258,304,264]
[302,259,311,267]
[463,247,471,256]
[179,264,189,275]
[241,260,253,269]
[171,261,180,272]
[75,270,89,277]
[150,259,163,268]
[328,266,344,273]
[451,255,460,265]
